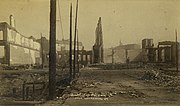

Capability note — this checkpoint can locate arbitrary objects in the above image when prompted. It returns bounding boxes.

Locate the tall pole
[77,29,79,73]
[176,29,178,71]
[125,49,128,63]
[49,0,56,100]
[112,47,114,64]
[73,0,79,79]
[41,33,44,69]
[69,4,73,81]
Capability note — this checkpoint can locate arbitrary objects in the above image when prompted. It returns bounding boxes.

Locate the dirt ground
[42,67,180,106]
[1,66,180,106]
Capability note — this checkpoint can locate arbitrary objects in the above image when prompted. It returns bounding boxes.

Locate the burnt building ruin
[93,17,104,63]
[158,41,177,64]
[142,38,179,65]
[0,16,41,66]
[142,39,155,62]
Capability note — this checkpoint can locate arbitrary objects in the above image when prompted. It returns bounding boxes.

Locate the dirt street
[42,67,180,106]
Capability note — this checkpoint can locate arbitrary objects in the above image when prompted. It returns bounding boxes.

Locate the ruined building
[0,15,41,66]
[104,43,142,63]
[93,17,104,63]
[142,38,179,65]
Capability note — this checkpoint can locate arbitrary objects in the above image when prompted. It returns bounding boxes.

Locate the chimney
[10,15,15,28]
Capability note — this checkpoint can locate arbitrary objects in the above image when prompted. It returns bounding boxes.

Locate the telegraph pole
[49,0,56,100]
[69,4,73,81]
[112,47,115,64]
[41,33,44,69]
[73,0,79,79]
[176,29,178,71]
[125,49,129,63]
[77,29,79,73]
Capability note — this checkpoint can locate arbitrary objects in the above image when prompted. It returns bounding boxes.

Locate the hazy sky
[0,0,180,49]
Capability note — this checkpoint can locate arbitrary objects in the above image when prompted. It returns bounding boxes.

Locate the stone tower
[93,17,104,63]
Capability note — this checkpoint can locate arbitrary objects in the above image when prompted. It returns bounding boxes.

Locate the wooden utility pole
[77,29,79,73]
[112,47,115,64]
[73,0,79,79]
[176,29,178,71]
[125,49,129,63]
[69,4,73,81]
[49,0,56,100]
[41,33,44,69]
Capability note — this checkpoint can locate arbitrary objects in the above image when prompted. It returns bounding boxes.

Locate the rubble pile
[140,70,159,80]
[141,69,180,92]
[89,63,143,70]
[57,78,146,103]
[60,89,145,101]
[0,72,48,100]
[69,91,115,100]
[0,73,23,97]
[56,80,112,101]
[119,90,145,98]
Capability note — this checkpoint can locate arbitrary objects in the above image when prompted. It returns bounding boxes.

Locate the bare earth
[42,67,180,106]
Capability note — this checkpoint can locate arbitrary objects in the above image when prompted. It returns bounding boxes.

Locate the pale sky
[0,0,180,49]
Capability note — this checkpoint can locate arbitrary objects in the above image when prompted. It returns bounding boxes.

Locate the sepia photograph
[0,0,180,105]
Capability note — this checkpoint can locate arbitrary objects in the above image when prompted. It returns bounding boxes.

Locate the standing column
[86,54,88,65]
[5,43,10,66]
[81,52,83,65]
[158,45,161,62]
